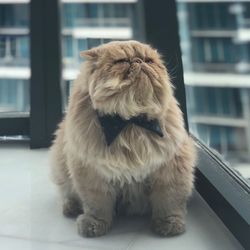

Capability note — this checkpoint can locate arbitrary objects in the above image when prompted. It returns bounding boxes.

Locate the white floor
[0,143,243,250]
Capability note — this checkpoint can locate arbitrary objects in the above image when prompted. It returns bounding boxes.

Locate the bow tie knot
[97,112,163,146]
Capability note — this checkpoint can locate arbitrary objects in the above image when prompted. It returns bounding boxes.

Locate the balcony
[0,57,29,67]
[192,63,237,73]
[184,71,250,88]
[190,30,236,38]
[64,18,132,28]
[62,18,133,40]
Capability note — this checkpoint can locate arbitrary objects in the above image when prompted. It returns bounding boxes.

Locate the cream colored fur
[50,41,197,237]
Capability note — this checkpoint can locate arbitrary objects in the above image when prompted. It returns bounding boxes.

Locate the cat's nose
[128,58,142,79]
[132,57,143,64]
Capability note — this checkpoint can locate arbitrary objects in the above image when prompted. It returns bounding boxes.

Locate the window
[0,4,28,27]
[0,2,30,116]
[178,1,250,185]
[175,1,250,247]
[0,79,29,112]
[191,37,240,68]
[188,3,237,30]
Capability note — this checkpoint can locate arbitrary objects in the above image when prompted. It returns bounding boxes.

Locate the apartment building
[177,0,250,166]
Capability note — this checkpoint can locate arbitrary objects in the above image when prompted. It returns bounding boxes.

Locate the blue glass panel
[210,39,218,62]
[78,39,87,51]
[64,36,73,58]
[0,37,5,57]
[194,87,206,114]
[210,126,221,151]
[220,88,230,116]
[19,37,29,58]
[86,4,98,18]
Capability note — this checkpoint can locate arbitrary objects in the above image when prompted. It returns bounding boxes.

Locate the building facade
[177,0,250,167]
[0,2,29,113]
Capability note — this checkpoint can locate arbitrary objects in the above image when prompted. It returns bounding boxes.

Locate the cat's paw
[63,198,82,218]
[151,216,185,237]
[77,214,111,237]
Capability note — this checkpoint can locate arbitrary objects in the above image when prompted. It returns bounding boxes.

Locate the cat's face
[81,41,173,119]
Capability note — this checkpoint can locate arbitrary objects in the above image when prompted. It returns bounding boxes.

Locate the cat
[50,40,197,237]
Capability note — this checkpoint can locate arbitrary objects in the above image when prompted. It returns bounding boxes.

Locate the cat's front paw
[77,214,111,237]
[151,216,185,237]
[63,198,82,218]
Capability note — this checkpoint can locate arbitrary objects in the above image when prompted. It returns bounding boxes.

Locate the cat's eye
[114,59,129,64]
[145,58,153,64]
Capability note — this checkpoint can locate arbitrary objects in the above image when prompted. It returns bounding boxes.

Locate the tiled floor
[0,143,243,250]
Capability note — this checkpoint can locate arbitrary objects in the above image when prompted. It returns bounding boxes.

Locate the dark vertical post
[137,0,189,131]
[30,0,62,148]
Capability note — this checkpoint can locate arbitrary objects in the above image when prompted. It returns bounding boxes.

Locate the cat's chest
[102,125,164,161]
[91,127,166,183]
[72,120,168,182]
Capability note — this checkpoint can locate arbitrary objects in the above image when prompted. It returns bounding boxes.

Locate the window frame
[138,0,250,248]
[0,116,29,136]
[29,0,62,148]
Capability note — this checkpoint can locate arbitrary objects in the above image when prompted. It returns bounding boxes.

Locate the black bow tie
[97,113,164,146]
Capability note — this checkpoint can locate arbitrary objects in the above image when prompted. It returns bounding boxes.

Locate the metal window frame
[0,117,29,136]
[30,0,62,148]
[138,0,250,248]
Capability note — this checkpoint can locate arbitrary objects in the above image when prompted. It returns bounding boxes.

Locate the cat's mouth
[125,58,145,76]
[124,61,159,84]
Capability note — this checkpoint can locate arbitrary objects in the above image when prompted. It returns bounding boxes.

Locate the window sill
[0,143,242,250]
[194,137,250,249]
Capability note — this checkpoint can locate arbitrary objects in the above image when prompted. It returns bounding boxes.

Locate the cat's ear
[80,48,99,60]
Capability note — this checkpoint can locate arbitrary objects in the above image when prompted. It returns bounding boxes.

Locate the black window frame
[0,0,249,248]
[30,0,62,148]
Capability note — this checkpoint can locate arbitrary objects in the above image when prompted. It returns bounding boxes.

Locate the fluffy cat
[50,40,197,237]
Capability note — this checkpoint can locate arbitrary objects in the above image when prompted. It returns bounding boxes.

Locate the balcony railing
[0,57,29,67]
[64,18,131,28]
[192,63,238,73]
[242,18,250,29]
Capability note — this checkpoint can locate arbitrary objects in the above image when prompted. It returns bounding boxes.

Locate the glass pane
[61,0,137,109]
[177,1,250,184]
[0,1,30,116]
